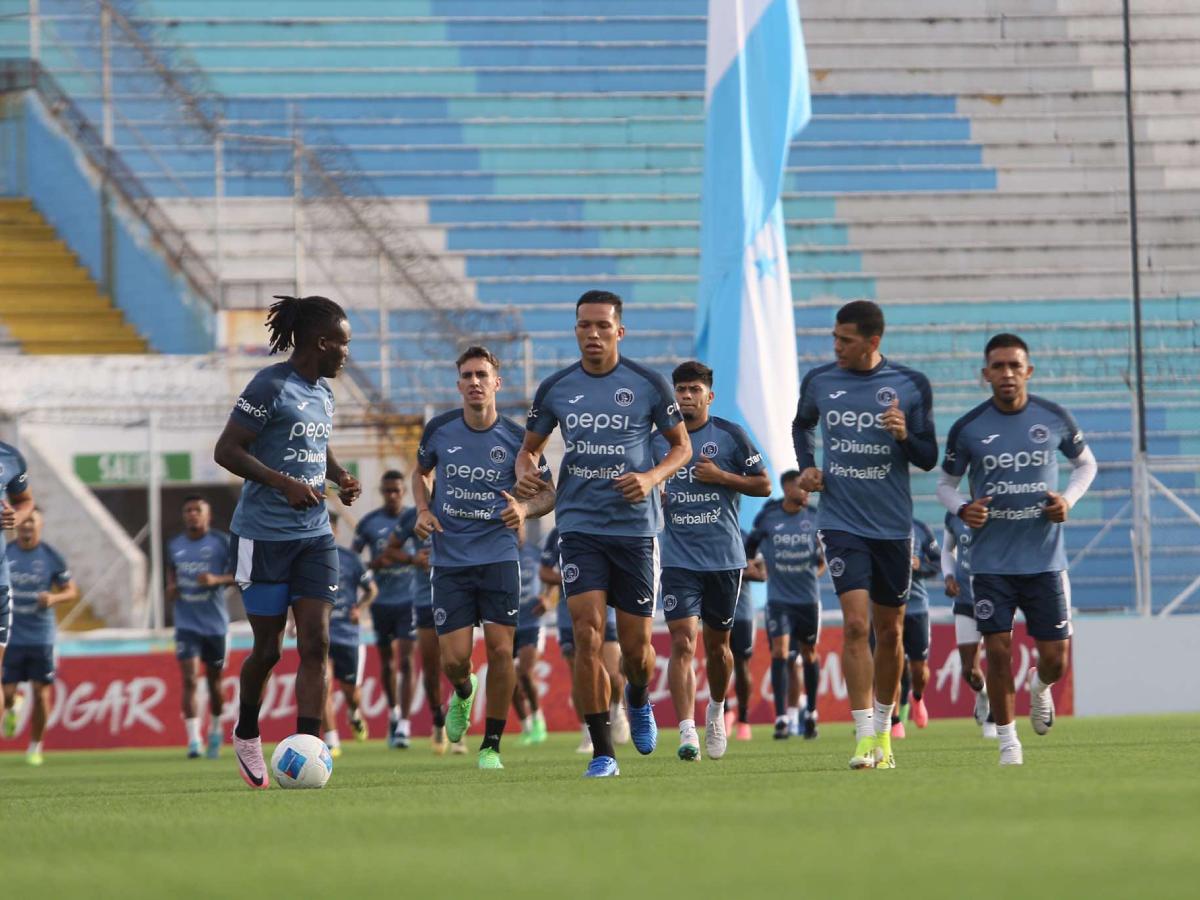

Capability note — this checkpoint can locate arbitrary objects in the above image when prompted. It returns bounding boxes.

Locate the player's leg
[730,615,755,740]
[870,602,905,767]
[479,622,516,769]
[956,610,992,735]
[766,606,792,739]
[345,645,367,740]
[602,629,629,745]
[904,612,931,729]
[27,679,51,765]
[322,657,342,757]
[1025,572,1072,736]
[511,654,530,730]
[516,640,545,745]
[438,624,477,742]
[797,634,820,743]
[415,608,448,753]
[973,574,1023,763]
[178,649,204,758]
[373,607,400,745]
[394,608,417,747]
[666,616,700,760]
[201,634,227,758]
[561,643,592,753]
[233,609,286,787]
[702,623,734,760]
[1,678,19,738]
[291,596,332,738]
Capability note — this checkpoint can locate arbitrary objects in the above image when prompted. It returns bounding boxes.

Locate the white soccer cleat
[1027,670,1055,736]
[999,743,1024,766]
[575,723,594,754]
[705,707,728,761]
[973,688,990,726]
[449,739,468,755]
[982,720,998,739]
[611,704,631,745]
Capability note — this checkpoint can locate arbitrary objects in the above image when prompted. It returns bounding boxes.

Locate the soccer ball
[270,734,333,789]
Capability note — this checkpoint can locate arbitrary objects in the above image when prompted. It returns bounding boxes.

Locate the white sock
[390,706,401,723]
[873,700,894,736]
[996,721,1019,749]
[348,707,362,724]
[324,729,340,748]
[787,705,800,727]
[1031,672,1053,694]
[581,721,591,738]
[28,740,43,755]
[610,700,623,718]
[397,717,410,733]
[535,709,545,726]
[707,699,724,722]
[209,714,221,736]
[679,718,696,736]
[852,708,874,741]
[185,717,201,744]
[521,716,533,734]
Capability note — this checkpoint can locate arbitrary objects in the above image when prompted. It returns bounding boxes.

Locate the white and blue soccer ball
[270,734,333,789]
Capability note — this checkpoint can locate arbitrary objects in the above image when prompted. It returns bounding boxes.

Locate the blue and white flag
[695,0,811,507]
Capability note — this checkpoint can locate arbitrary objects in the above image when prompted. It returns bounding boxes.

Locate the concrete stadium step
[13,339,149,354]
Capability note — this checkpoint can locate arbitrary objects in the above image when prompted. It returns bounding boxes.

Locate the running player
[1,509,78,764]
[942,510,995,737]
[324,529,378,757]
[653,360,770,761]
[166,495,234,759]
[746,472,825,741]
[354,471,417,748]
[891,517,940,738]
[792,299,937,769]
[512,527,549,745]
[938,333,1096,766]
[215,294,362,789]
[413,346,555,770]
[515,290,690,778]
[725,548,763,741]
[0,439,35,695]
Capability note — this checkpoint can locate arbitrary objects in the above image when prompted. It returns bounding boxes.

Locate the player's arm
[743,557,767,583]
[937,420,990,528]
[214,419,321,510]
[1,488,34,531]
[940,528,960,597]
[694,426,771,497]
[357,577,379,609]
[165,562,179,602]
[411,464,443,540]
[914,527,940,580]
[197,572,235,587]
[39,576,79,609]
[325,448,361,506]
[885,375,938,471]
[514,431,553,500]
[792,370,823,491]
[375,532,415,568]
[616,420,690,502]
[1046,415,1097,522]
[500,457,556,529]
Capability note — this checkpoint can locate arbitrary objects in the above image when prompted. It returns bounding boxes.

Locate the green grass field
[3,714,1197,899]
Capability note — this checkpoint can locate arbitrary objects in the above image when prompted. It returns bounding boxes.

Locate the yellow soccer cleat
[431,725,449,756]
[849,735,877,770]
[329,744,343,759]
[27,750,44,767]
[874,731,896,769]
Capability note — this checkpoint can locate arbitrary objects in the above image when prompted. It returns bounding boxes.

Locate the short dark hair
[672,360,713,387]
[265,295,347,354]
[456,345,501,372]
[836,300,885,338]
[984,332,1030,359]
[381,469,404,483]
[181,495,208,508]
[576,289,623,320]
[781,469,801,487]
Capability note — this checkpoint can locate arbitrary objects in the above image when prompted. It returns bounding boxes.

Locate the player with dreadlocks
[215,295,362,789]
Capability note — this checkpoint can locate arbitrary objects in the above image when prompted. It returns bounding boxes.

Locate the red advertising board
[0,623,1071,751]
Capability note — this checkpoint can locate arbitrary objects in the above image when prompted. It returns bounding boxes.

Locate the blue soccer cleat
[583,755,620,778]
[624,684,657,755]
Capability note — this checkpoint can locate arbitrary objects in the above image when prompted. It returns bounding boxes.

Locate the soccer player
[166,495,235,759]
[515,290,690,778]
[512,527,549,745]
[323,530,378,757]
[354,470,417,748]
[1,509,78,764]
[0,439,35,686]
[214,294,362,789]
[746,472,825,741]
[941,510,995,737]
[890,517,940,738]
[792,299,937,769]
[938,333,1096,766]
[725,550,763,741]
[653,360,770,761]
[412,346,555,770]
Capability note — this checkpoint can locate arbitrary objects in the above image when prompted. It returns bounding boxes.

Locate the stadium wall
[1073,615,1200,716]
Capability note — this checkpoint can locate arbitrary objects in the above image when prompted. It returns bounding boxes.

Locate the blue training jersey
[331,546,372,646]
[792,357,936,540]
[417,411,551,567]
[527,358,683,537]
[517,539,544,629]
[906,518,941,614]
[734,536,755,622]
[168,530,231,636]
[391,515,433,608]
[653,415,765,572]
[942,395,1088,575]
[353,506,413,606]
[0,441,30,589]
[745,501,822,607]
[6,541,70,646]
[228,362,336,541]
[943,511,975,610]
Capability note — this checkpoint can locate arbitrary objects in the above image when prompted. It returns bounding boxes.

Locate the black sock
[770,657,788,718]
[627,682,648,708]
[455,679,473,700]
[431,704,445,728]
[585,712,615,759]
[900,666,912,707]
[480,717,506,753]
[912,690,922,701]
[234,701,260,740]
[891,714,901,726]
[297,716,321,738]
[802,660,819,714]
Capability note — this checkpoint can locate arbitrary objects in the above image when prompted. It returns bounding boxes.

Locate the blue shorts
[731,617,756,659]
[2,644,55,684]
[175,629,228,667]
[431,561,520,636]
[513,626,543,657]
[329,641,366,685]
[661,567,743,631]
[971,571,1073,642]
[903,611,931,662]
[952,599,975,618]
[0,586,10,647]
[818,529,913,608]
[372,603,415,645]
[231,532,338,616]
[556,602,617,654]
[765,602,820,647]
[413,604,435,631]
[558,531,659,618]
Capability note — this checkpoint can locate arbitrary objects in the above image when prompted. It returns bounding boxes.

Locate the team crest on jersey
[959,533,970,545]
[1028,424,1050,444]
[875,386,898,407]
[434,608,447,627]
[200,545,213,558]
[31,559,45,575]
[799,519,812,533]
[562,563,580,584]
[975,598,994,620]
[663,594,678,612]
[324,398,334,417]
[828,557,846,578]
[700,441,719,459]
[613,388,635,407]
[489,446,509,464]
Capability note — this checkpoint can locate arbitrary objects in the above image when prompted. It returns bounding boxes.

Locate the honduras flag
[695,0,811,516]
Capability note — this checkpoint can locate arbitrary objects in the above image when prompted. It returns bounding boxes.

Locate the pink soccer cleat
[911,697,929,729]
[890,720,906,740]
[736,723,752,741]
[724,709,737,733]
[233,735,270,790]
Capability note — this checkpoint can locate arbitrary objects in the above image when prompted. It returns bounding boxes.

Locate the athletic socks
[802,660,819,713]
[873,700,894,736]
[787,705,800,731]
[996,721,1019,749]
[706,699,724,724]
[627,682,648,708]
[28,740,43,755]
[431,704,446,728]
[585,711,615,759]
[234,701,260,740]
[521,716,534,735]
[454,680,473,700]
[1031,672,1054,695]
[396,717,411,736]
[852,708,874,741]
[679,718,696,738]
[770,657,788,717]
[324,729,340,749]
[209,713,221,736]
[480,717,506,753]
[184,717,201,745]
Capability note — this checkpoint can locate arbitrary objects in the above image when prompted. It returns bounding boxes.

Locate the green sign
[74,452,192,486]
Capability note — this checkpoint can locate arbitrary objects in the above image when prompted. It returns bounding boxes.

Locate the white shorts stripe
[650,536,661,616]
[954,613,981,646]
[235,537,255,590]
[356,644,367,684]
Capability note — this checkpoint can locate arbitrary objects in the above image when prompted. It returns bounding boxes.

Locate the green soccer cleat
[446,673,478,743]
[849,735,877,770]
[2,693,23,739]
[350,714,369,742]
[874,731,896,769]
[531,714,548,745]
[27,750,43,767]
[477,747,504,770]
